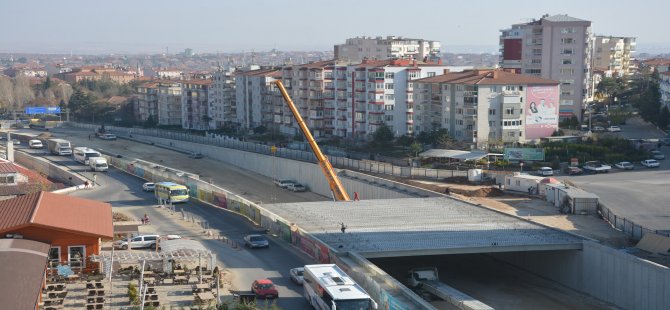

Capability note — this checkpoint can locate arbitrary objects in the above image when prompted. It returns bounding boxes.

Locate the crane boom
[274,80,351,201]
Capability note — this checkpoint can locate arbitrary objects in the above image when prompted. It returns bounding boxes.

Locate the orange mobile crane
[275,80,351,201]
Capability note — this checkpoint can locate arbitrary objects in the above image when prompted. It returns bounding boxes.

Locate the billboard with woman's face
[525,85,559,139]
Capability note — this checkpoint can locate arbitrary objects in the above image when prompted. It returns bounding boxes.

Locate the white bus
[303,264,378,310]
[73,147,102,165]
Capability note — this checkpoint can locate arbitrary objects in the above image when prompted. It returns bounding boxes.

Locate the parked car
[592,126,605,132]
[273,179,295,188]
[537,167,553,176]
[289,267,305,285]
[606,126,621,132]
[11,139,20,145]
[142,182,155,192]
[114,234,160,250]
[582,161,611,173]
[650,150,665,160]
[244,234,269,248]
[641,159,660,168]
[567,167,583,175]
[188,152,203,159]
[614,162,635,170]
[100,133,117,140]
[286,183,307,192]
[251,279,278,299]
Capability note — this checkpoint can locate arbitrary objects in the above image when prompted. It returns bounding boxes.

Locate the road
[18,134,314,309]
[563,117,670,232]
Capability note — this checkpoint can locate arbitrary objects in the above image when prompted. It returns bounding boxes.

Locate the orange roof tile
[415,70,558,85]
[0,192,113,239]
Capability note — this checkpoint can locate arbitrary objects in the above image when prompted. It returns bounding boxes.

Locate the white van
[28,140,43,149]
[89,157,108,172]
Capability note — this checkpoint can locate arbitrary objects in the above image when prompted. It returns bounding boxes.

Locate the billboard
[524,85,559,139]
[504,148,545,161]
[25,106,61,114]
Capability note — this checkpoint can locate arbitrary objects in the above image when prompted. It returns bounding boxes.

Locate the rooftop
[415,69,559,85]
[264,197,584,258]
[0,238,50,310]
[542,14,588,23]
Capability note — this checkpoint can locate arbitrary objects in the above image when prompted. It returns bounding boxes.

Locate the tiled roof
[236,68,279,77]
[415,70,558,85]
[0,162,18,174]
[181,79,213,86]
[0,239,50,310]
[643,58,670,66]
[0,192,113,239]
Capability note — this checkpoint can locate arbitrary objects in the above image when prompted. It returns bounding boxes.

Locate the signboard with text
[25,106,61,115]
[504,148,545,162]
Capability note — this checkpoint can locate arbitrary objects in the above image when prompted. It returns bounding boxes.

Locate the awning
[419,149,489,161]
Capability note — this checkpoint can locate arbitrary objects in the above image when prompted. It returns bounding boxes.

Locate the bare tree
[45,89,56,104]
[0,76,14,110]
[13,76,35,114]
[54,83,73,103]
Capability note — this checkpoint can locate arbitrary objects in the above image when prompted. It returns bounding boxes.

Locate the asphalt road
[564,117,670,232]
[17,134,314,309]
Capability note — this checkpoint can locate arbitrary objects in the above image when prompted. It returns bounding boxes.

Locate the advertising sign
[524,85,559,139]
[504,148,545,161]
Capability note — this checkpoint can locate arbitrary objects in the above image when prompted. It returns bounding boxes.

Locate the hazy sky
[1,0,667,54]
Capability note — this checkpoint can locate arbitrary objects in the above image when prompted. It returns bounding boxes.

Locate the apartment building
[59,65,136,84]
[181,79,212,130]
[209,66,237,128]
[334,36,441,63]
[274,59,468,139]
[135,81,159,122]
[156,81,182,126]
[235,68,281,130]
[499,14,591,121]
[154,68,183,79]
[660,72,670,108]
[414,70,560,149]
[592,36,636,77]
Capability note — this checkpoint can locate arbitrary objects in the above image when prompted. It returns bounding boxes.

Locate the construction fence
[598,203,670,241]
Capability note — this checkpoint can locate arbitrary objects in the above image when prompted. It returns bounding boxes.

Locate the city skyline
[0,0,668,55]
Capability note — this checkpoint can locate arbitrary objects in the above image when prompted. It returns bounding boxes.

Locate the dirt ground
[403,178,633,248]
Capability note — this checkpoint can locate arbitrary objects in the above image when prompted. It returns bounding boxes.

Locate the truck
[46,138,72,156]
[582,161,611,173]
[88,157,108,172]
[407,267,493,309]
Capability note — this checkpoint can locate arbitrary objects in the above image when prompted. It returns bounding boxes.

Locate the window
[385,94,395,100]
[560,38,575,44]
[561,28,575,34]
[0,175,15,184]
[68,246,86,268]
[561,90,573,96]
[489,121,496,127]
[562,59,572,65]
[531,59,542,64]
[519,86,524,91]
[489,109,496,115]
[427,72,436,77]
[508,131,516,137]
[560,68,575,75]
[385,83,394,90]
[561,49,574,55]
[48,247,61,268]
[506,108,514,115]
[525,69,541,75]
[384,115,394,121]
[384,104,394,111]
[385,72,394,79]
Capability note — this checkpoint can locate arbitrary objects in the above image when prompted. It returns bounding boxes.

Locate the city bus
[303,264,378,310]
[73,147,102,165]
[154,182,189,204]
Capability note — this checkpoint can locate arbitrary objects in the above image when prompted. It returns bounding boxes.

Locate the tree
[637,80,661,125]
[409,141,423,157]
[0,76,14,110]
[559,116,579,129]
[596,77,625,106]
[658,106,670,130]
[370,124,394,149]
[42,77,52,91]
[13,76,35,115]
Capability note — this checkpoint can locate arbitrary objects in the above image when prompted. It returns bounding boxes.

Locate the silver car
[114,234,160,250]
[289,267,304,285]
[244,234,269,248]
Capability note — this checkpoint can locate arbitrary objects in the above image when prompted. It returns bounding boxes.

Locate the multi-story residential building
[181,80,212,130]
[275,59,468,139]
[154,68,183,79]
[592,36,636,77]
[157,81,182,126]
[59,65,136,84]
[414,70,560,148]
[135,81,159,122]
[660,72,670,107]
[209,66,237,128]
[642,58,670,74]
[235,68,281,130]
[334,36,441,63]
[499,14,591,121]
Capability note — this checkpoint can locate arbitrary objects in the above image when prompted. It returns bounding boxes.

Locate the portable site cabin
[545,183,599,214]
[504,173,545,194]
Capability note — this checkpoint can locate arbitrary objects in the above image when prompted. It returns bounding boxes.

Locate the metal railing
[598,203,669,240]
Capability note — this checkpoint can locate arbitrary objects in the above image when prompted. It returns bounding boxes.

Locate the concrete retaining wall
[14,151,87,186]
[491,241,670,310]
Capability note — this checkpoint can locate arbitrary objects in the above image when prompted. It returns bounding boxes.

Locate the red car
[251,279,278,299]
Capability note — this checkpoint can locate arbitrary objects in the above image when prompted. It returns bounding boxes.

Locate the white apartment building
[499,14,591,121]
[181,79,212,130]
[209,66,237,128]
[135,81,158,122]
[276,59,469,140]
[156,81,182,126]
[334,36,441,63]
[414,70,560,149]
[235,68,281,130]
[592,36,636,77]
[660,72,670,108]
[154,68,183,79]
